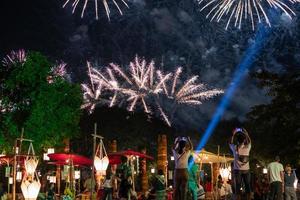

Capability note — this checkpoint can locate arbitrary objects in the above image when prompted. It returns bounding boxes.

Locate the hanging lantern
[43,148,55,161]
[25,157,38,175]
[49,176,56,183]
[9,177,13,184]
[21,179,41,200]
[94,155,109,172]
[94,133,109,174]
[74,170,80,180]
[219,166,231,180]
[17,171,22,181]
[263,168,268,174]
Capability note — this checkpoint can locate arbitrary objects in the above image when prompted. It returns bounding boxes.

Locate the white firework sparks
[197,0,299,30]
[170,67,224,105]
[82,57,224,126]
[63,0,129,20]
[89,56,172,113]
[2,49,26,67]
[81,62,111,113]
[51,62,67,78]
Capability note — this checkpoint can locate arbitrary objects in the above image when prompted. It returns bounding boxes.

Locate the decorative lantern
[74,170,80,180]
[94,156,109,172]
[219,166,231,180]
[93,132,109,174]
[219,157,231,181]
[9,177,13,184]
[263,168,268,174]
[49,176,56,183]
[16,171,22,181]
[21,141,41,200]
[43,148,55,161]
[21,179,41,200]
[151,168,155,174]
[25,158,38,175]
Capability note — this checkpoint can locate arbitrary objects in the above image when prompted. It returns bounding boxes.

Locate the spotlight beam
[195,22,273,152]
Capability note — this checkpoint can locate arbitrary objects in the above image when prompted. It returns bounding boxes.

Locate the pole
[12,129,24,200]
[12,139,17,200]
[56,165,61,196]
[91,123,97,199]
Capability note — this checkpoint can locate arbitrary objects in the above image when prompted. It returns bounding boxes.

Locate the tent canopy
[193,149,233,164]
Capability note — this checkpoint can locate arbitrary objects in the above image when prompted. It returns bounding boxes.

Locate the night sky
[1,0,300,130]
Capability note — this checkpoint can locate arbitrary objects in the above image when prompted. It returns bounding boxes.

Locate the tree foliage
[246,70,300,166]
[0,51,82,152]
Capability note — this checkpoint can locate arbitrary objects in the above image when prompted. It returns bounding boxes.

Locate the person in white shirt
[229,128,251,200]
[268,156,284,200]
[173,136,193,200]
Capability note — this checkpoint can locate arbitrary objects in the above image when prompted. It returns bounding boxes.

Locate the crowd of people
[0,128,298,200]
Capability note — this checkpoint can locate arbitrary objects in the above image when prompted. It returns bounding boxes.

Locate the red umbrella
[108,157,122,165]
[48,153,92,166]
[108,150,154,160]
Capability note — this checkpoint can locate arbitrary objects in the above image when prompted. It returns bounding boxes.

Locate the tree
[246,70,300,166]
[0,51,82,152]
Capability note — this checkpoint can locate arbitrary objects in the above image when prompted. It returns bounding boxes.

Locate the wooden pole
[12,129,23,200]
[157,135,167,186]
[56,165,61,196]
[91,123,97,198]
[140,148,148,194]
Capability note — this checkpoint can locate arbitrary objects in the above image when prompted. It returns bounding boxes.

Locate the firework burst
[51,62,67,78]
[2,49,26,67]
[63,0,129,20]
[197,0,299,30]
[170,67,224,105]
[82,56,224,126]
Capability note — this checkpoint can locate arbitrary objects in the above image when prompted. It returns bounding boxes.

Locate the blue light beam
[195,24,273,152]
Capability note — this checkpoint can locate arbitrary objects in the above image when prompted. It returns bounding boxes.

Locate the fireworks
[63,0,129,20]
[197,0,299,30]
[2,49,26,67]
[51,62,67,78]
[170,67,224,105]
[81,56,224,126]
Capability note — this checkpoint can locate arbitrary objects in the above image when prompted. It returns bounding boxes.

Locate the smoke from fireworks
[81,56,224,126]
[197,0,299,30]
[63,0,129,20]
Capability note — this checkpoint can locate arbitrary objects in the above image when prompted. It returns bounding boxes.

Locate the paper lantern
[9,177,13,184]
[94,155,109,172]
[263,168,268,174]
[17,172,22,181]
[151,168,155,174]
[74,170,80,180]
[49,176,56,183]
[25,157,38,175]
[21,179,41,200]
[219,166,231,181]
[43,148,55,161]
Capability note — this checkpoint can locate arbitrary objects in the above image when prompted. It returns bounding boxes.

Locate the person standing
[103,171,114,200]
[173,136,193,200]
[229,128,251,200]
[154,169,166,200]
[188,155,199,200]
[267,156,284,200]
[284,164,297,200]
[117,156,132,200]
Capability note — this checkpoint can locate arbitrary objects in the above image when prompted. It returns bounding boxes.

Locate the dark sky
[1,0,299,129]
